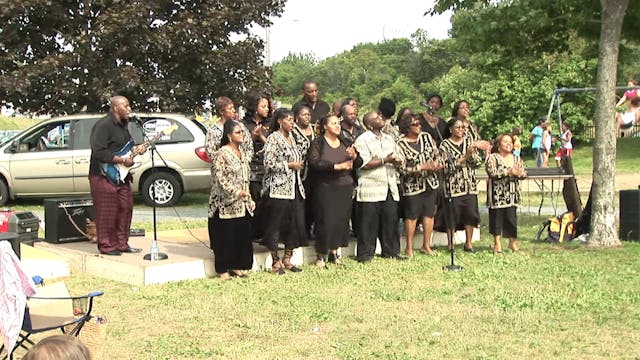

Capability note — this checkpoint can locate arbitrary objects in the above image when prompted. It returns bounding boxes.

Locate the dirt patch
[575,173,639,192]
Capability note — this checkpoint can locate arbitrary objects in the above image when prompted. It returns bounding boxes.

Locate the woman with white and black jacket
[396,113,443,257]
[261,108,308,274]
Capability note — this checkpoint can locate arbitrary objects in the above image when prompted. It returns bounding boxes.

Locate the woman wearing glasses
[439,117,483,253]
[209,120,255,280]
[397,113,443,257]
[451,100,491,152]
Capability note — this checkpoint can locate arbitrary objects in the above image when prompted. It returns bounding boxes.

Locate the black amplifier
[44,197,95,243]
[0,210,40,243]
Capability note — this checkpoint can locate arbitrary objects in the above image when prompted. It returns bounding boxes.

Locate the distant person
[89,95,147,256]
[339,104,365,146]
[241,91,273,203]
[332,99,343,118]
[555,121,573,166]
[541,122,553,167]
[485,133,527,254]
[511,126,522,159]
[292,80,331,125]
[529,117,546,167]
[342,97,359,120]
[379,97,400,141]
[616,79,639,108]
[616,96,640,137]
[23,334,91,360]
[419,94,448,146]
[450,100,491,152]
[209,120,255,280]
[291,105,316,239]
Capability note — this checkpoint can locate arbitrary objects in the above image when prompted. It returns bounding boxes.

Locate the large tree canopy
[0,0,285,115]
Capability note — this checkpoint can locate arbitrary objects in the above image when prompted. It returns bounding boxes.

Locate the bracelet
[381,157,384,165]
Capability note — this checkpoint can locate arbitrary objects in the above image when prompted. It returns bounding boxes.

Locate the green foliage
[0,0,286,115]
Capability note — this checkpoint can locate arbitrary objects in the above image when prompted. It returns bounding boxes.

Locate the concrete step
[31,227,479,286]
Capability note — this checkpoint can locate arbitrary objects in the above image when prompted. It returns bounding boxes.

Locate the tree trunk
[588,0,629,247]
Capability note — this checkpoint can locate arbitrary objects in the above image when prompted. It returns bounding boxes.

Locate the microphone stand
[442,151,462,272]
[433,122,463,272]
[136,121,169,261]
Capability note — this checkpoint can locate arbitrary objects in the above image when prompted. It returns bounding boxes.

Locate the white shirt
[354,130,402,202]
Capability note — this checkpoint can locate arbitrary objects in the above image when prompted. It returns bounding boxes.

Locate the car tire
[0,180,8,206]
[141,171,182,207]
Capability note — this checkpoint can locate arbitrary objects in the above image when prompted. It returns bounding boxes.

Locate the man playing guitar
[89,95,148,256]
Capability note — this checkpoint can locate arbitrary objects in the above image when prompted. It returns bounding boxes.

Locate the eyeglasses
[410,123,421,127]
[452,125,465,129]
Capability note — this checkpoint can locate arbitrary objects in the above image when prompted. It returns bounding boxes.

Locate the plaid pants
[89,175,133,253]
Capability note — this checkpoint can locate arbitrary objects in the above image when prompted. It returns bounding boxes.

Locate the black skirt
[314,183,353,254]
[209,213,254,274]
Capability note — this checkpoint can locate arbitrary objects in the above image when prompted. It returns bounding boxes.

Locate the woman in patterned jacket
[396,113,443,257]
[261,108,308,274]
[209,120,255,280]
[486,133,527,253]
[439,117,483,253]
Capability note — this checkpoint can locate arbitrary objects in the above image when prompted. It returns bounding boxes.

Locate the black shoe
[285,265,303,273]
[463,247,477,254]
[122,247,143,253]
[100,250,122,256]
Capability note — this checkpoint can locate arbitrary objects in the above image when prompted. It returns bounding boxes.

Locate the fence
[583,123,640,138]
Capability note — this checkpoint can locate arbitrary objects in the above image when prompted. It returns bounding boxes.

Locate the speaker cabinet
[44,197,94,243]
[619,189,640,241]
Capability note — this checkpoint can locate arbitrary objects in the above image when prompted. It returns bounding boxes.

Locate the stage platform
[27,227,478,286]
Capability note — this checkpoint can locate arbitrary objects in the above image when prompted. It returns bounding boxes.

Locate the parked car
[0,113,211,207]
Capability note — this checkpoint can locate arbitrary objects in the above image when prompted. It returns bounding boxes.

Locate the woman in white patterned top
[439,117,483,253]
[486,133,527,253]
[209,120,255,280]
[261,108,308,274]
[397,113,443,257]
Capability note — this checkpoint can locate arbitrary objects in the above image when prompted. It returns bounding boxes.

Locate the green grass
[571,137,640,176]
[0,115,42,130]
[48,214,640,359]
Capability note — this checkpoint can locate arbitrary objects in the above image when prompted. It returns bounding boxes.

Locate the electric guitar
[100,125,178,185]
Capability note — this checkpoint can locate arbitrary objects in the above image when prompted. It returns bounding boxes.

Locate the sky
[262,0,452,64]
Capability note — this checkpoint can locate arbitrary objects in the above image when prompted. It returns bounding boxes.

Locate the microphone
[129,114,144,127]
[420,101,434,113]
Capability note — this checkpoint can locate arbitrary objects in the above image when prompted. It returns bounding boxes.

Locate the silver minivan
[0,113,211,206]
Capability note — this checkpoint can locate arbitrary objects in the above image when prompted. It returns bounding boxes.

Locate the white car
[0,113,211,206]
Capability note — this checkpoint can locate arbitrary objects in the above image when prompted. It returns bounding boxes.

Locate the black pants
[356,191,399,261]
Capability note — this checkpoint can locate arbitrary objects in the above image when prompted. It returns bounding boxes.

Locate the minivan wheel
[141,172,182,207]
[0,180,8,206]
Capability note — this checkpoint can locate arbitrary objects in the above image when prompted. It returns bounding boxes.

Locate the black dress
[308,136,354,254]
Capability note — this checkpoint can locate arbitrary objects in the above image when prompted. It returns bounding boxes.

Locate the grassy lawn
[54,214,640,359]
[571,137,639,176]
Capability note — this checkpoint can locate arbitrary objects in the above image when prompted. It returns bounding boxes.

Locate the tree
[0,0,285,115]
[587,0,629,247]
[431,0,632,246]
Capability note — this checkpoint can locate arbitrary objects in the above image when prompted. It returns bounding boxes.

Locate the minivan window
[129,117,195,144]
[17,121,71,152]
